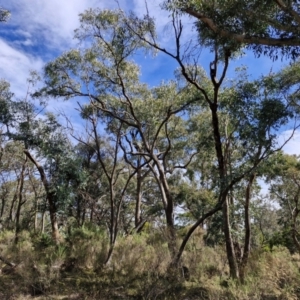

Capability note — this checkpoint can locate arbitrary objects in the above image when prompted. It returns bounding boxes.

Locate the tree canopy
[167,0,300,59]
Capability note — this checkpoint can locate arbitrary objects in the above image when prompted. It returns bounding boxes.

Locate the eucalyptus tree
[216,69,296,278]
[0,77,82,243]
[118,135,152,230]
[6,142,28,243]
[0,137,46,241]
[0,81,25,233]
[166,0,300,59]
[41,9,201,256]
[116,84,200,253]
[23,123,84,244]
[173,67,294,279]
[124,9,298,280]
[0,142,26,231]
[11,98,72,244]
[69,112,139,264]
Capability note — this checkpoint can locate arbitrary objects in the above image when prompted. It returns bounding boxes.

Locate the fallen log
[0,255,16,268]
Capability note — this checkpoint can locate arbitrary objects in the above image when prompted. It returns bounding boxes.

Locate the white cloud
[0,1,136,98]
[14,29,32,38]
[0,38,44,97]
[14,39,33,46]
[0,1,153,92]
[4,0,116,50]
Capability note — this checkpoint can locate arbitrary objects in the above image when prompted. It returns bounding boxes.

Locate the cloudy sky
[0,0,299,155]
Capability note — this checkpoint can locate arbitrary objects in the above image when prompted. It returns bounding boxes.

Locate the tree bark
[104,186,116,265]
[135,167,142,228]
[0,255,16,267]
[9,178,20,223]
[0,186,9,220]
[41,210,46,234]
[15,157,27,244]
[292,210,300,253]
[210,89,240,279]
[150,160,177,256]
[240,173,256,282]
[222,196,239,279]
[24,150,60,243]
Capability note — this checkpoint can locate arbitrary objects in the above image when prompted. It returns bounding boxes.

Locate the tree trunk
[292,206,300,253]
[28,171,39,233]
[104,227,117,265]
[15,157,27,244]
[81,207,86,227]
[76,196,82,226]
[210,98,240,279]
[48,193,60,243]
[165,200,177,257]
[0,191,7,220]
[41,210,46,233]
[150,159,177,257]
[9,178,20,223]
[240,173,255,282]
[104,244,115,265]
[24,150,60,243]
[135,168,142,228]
[104,186,116,265]
[223,196,239,280]
[34,206,38,233]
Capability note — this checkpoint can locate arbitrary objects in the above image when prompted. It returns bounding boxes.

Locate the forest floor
[0,229,300,299]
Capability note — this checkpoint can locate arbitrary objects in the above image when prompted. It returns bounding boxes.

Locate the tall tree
[124,11,298,279]
[0,77,79,243]
[69,112,138,264]
[41,9,200,256]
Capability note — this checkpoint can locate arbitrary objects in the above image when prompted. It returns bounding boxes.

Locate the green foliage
[0,8,10,22]
[34,233,54,249]
[66,225,108,267]
[167,0,300,59]
[221,72,293,153]
[0,80,14,126]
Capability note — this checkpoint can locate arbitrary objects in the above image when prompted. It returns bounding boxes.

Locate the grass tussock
[0,228,300,299]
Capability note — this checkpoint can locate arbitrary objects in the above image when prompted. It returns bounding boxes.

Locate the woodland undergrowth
[0,227,299,300]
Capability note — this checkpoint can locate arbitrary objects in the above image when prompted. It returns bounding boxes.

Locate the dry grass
[0,228,299,299]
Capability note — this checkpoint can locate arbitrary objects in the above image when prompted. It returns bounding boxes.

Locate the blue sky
[0,0,299,155]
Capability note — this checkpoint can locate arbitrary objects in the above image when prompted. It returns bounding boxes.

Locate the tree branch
[184,8,300,47]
